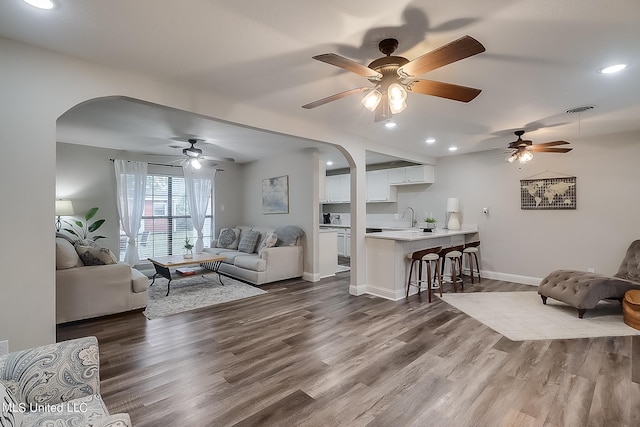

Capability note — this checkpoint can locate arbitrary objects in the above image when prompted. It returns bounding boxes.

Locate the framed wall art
[520,176,576,210]
[262,175,289,214]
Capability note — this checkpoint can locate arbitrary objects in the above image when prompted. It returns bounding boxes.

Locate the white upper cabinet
[366,170,397,202]
[388,165,435,185]
[324,174,350,203]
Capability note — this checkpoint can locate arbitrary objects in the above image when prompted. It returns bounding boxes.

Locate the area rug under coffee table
[439,291,640,341]
[143,274,266,319]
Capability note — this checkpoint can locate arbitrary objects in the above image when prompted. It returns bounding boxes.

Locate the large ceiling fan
[505,130,572,164]
[302,35,486,122]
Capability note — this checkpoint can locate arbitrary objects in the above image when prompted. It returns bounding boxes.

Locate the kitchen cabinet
[388,165,435,185]
[324,174,350,203]
[334,227,351,257]
[366,170,397,202]
[318,229,338,278]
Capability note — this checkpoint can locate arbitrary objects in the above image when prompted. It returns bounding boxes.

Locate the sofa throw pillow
[56,237,83,270]
[216,228,240,249]
[75,239,100,248]
[258,232,278,256]
[75,245,118,266]
[238,230,261,253]
[0,381,23,427]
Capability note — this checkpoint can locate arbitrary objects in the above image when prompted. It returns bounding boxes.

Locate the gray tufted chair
[538,240,640,318]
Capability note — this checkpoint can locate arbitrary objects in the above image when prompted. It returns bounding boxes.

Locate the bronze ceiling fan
[505,130,572,164]
[302,35,486,122]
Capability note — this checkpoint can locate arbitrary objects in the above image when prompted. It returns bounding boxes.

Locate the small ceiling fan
[302,35,485,122]
[505,130,572,164]
[151,138,235,169]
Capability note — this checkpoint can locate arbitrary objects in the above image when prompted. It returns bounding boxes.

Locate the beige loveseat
[202,225,304,285]
[55,235,149,324]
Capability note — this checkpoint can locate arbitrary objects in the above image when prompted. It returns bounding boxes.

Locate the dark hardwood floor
[57,274,640,427]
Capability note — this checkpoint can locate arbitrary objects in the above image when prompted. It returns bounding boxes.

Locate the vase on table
[183,249,193,259]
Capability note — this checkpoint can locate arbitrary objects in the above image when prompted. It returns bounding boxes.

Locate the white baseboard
[362,284,403,301]
[303,272,319,282]
[349,283,367,296]
[479,270,541,286]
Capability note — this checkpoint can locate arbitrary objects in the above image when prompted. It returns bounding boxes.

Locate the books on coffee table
[176,268,198,276]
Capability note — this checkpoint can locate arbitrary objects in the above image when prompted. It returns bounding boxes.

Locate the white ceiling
[2,0,640,168]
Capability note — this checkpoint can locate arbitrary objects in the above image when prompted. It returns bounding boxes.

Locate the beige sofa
[55,235,149,324]
[203,225,303,285]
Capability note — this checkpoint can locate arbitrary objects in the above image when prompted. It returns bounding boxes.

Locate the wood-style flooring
[57,273,640,427]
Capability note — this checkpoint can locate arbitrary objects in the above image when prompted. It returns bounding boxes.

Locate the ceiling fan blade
[397,35,486,78]
[530,146,573,153]
[201,155,235,163]
[312,53,382,80]
[302,87,371,109]
[406,79,482,102]
[534,140,571,147]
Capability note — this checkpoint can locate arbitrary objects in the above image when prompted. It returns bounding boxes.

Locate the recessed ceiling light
[326,161,333,166]
[23,0,55,9]
[425,138,436,144]
[598,64,627,74]
[384,122,397,129]
[448,146,458,152]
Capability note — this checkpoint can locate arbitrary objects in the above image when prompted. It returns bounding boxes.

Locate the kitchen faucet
[404,207,417,228]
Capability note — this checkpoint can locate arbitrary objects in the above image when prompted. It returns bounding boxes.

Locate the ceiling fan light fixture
[389,100,407,114]
[388,83,407,103]
[361,89,382,112]
[506,152,518,163]
[190,158,202,169]
[23,0,55,9]
[519,150,533,163]
[598,64,627,74]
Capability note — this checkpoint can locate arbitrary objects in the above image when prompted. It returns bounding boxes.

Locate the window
[119,174,214,261]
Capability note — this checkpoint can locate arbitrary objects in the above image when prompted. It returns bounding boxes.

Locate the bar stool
[406,246,442,302]
[439,245,464,292]
[463,241,481,284]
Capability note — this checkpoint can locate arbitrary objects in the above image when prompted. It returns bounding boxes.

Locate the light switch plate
[0,340,8,356]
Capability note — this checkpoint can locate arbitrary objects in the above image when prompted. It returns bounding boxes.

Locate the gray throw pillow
[238,230,261,253]
[75,245,118,266]
[216,228,240,249]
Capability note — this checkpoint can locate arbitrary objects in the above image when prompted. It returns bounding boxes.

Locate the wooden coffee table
[148,253,226,296]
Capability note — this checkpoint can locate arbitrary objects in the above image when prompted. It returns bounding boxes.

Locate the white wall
[392,130,640,281]
[56,143,121,255]
[239,148,317,276]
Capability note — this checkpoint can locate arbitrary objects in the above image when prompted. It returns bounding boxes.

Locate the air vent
[565,105,594,114]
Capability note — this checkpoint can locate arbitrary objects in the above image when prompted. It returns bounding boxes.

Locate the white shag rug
[440,291,640,341]
[143,274,266,319]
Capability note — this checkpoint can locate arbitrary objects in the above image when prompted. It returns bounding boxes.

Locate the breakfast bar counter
[365,228,479,300]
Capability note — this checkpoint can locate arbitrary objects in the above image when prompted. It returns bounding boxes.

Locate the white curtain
[183,165,213,253]
[114,160,147,266]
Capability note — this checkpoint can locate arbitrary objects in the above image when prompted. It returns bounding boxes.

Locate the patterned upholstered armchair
[0,336,130,427]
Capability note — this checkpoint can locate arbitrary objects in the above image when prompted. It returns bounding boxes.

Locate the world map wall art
[520,176,576,210]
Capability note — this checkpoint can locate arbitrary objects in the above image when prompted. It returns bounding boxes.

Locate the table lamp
[446,198,461,230]
[55,200,75,232]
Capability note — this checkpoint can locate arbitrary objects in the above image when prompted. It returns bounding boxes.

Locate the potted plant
[420,212,437,231]
[183,237,194,259]
[63,207,106,241]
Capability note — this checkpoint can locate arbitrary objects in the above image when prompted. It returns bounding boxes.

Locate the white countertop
[365,228,478,241]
